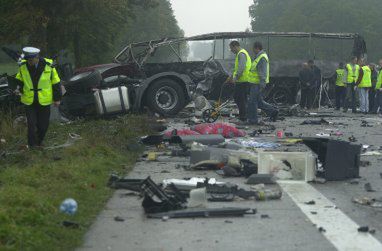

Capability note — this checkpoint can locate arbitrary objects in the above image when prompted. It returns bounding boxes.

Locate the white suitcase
[94,86,130,115]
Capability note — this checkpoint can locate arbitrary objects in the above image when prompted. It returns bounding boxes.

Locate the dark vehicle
[1,32,367,116]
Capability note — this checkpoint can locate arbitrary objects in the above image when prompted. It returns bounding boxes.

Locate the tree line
[249,0,382,62]
[0,0,183,67]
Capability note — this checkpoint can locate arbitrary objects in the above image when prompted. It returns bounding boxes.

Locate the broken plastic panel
[147,207,257,219]
[140,177,186,214]
[258,151,316,182]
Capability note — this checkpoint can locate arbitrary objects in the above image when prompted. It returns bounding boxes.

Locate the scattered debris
[349,136,357,142]
[361,120,373,127]
[247,174,276,185]
[147,208,256,219]
[361,151,382,156]
[364,183,376,192]
[301,119,330,125]
[318,227,326,233]
[305,200,316,205]
[59,198,78,215]
[62,221,80,228]
[360,160,371,167]
[114,216,125,222]
[352,197,382,208]
[357,226,369,233]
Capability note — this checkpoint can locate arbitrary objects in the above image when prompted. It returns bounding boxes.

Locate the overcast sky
[169,0,254,37]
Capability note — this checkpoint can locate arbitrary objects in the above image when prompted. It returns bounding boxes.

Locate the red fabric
[192,123,246,138]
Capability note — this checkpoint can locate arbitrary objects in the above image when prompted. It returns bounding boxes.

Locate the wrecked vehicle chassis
[59,32,367,117]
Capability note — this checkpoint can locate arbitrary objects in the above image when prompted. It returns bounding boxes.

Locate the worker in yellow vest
[355,59,372,114]
[334,62,346,110]
[227,41,252,122]
[374,59,382,114]
[343,56,359,113]
[243,41,278,125]
[15,47,62,148]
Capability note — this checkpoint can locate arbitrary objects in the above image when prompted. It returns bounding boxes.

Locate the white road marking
[278,180,382,251]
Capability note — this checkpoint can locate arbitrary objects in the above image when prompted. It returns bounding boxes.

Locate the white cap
[22,47,40,59]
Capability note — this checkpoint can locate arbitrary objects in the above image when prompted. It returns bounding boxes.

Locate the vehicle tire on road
[64,71,102,94]
[146,78,186,116]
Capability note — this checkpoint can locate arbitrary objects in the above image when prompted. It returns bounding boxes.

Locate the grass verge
[0,112,150,250]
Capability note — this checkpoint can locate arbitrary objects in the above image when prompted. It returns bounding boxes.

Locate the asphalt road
[78,109,382,251]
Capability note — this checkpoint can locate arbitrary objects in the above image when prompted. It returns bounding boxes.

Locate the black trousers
[369,88,376,112]
[300,88,315,109]
[234,82,249,120]
[344,83,356,112]
[25,103,51,147]
[376,90,382,114]
[335,86,346,109]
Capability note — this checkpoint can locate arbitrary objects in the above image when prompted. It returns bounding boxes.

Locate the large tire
[64,71,102,94]
[146,78,186,116]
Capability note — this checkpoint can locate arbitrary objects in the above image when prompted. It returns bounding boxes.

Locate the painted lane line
[278,180,382,251]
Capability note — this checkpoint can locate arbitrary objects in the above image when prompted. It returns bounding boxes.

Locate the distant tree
[0,0,183,67]
[249,0,382,62]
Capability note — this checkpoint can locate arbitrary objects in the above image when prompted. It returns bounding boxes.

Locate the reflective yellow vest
[233,49,251,83]
[15,58,60,106]
[346,63,360,83]
[248,52,269,84]
[376,70,382,90]
[335,69,345,87]
[358,66,372,88]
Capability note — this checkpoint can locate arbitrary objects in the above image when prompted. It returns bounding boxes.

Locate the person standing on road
[308,60,321,107]
[373,59,382,114]
[227,41,251,122]
[334,62,346,110]
[245,41,278,125]
[369,63,378,113]
[14,47,62,148]
[299,62,314,109]
[356,59,372,114]
[343,56,360,113]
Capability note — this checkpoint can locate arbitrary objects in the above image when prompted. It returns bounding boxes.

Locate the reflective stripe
[359,66,372,88]
[248,52,269,84]
[335,69,345,87]
[233,49,251,83]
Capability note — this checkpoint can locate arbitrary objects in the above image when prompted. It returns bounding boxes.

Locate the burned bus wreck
[2,32,366,117]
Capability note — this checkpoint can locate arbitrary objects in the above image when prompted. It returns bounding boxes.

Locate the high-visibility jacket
[335,69,345,87]
[376,70,382,90]
[233,49,251,83]
[358,66,372,88]
[346,63,360,83]
[248,52,269,84]
[15,58,60,105]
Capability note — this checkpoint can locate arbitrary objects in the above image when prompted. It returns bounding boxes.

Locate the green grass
[0,63,18,75]
[0,112,150,250]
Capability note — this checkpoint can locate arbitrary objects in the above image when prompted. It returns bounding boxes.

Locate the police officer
[15,47,62,148]
[227,41,251,122]
[334,62,346,110]
[245,41,278,125]
[374,59,382,114]
[343,56,360,113]
[356,60,372,114]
